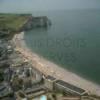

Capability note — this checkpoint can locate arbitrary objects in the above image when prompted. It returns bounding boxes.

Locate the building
[57,96,81,100]
[54,80,88,96]
[15,91,28,100]
[44,75,57,91]
[25,86,46,99]
[0,83,13,98]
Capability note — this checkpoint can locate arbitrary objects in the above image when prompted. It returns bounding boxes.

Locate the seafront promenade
[12,32,100,96]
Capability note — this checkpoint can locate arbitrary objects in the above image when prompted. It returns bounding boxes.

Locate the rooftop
[56,80,86,95]
[46,75,56,81]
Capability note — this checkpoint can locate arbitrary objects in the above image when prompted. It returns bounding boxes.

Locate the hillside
[0,13,32,32]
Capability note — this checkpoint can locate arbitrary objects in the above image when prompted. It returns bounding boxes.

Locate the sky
[0,0,100,12]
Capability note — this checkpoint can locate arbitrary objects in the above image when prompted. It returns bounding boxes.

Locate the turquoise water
[40,95,47,100]
[34,95,47,100]
[25,10,100,84]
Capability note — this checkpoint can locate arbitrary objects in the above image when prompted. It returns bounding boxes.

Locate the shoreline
[12,32,100,96]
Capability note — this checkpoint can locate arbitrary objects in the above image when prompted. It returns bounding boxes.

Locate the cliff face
[32,16,51,28]
[0,30,10,38]
[0,14,51,37]
[21,16,51,31]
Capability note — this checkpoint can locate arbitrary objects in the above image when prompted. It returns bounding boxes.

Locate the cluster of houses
[0,39,42,100]
[0,40,14,99]
[0,38,90,100]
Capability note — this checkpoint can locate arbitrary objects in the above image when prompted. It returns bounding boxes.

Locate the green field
[0,13,31,31]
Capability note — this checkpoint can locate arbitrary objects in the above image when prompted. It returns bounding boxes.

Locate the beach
[12,32,100,96]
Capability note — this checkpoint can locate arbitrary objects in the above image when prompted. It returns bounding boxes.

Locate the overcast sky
[0,0,100,12]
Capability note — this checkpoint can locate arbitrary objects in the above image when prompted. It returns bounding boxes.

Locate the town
[0,13,100,100]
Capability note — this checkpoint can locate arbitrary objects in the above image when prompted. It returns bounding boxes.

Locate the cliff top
[0,13,32,32]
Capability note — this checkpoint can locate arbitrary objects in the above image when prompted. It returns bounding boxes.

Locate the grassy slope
[0,13,31,31]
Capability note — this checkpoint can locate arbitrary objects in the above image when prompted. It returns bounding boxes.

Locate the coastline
[12,32,100,96]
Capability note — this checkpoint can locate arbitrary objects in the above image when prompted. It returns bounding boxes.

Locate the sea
[24,10,100,84]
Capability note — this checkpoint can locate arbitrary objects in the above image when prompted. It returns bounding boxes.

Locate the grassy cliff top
[0,13,32,31]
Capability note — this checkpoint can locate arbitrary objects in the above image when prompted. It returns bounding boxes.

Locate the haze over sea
[25,10,100,84]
